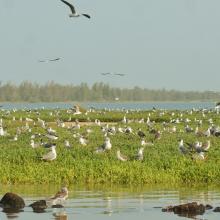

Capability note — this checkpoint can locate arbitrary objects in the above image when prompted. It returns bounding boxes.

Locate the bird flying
[60,0,91,19]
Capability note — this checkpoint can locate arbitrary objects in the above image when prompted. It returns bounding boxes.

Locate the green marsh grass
[0,108,220,185]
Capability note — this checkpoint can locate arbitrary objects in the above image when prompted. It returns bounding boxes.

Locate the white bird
[95,137,112,153]
[64,140,71,148]
[140,138,153,146]
[30,140,40,148]
[49,187,68,206]
[136,147,144,161]
[193,152,205,160]
[47,127,57,135]
[42,144,57,161]
[79,136,87,146]
[178,139,188,154]
[60,0,91,19]
[45,134,58,140]
[116,150,128,161]
[202,140,211,151]
[0,126,5,136]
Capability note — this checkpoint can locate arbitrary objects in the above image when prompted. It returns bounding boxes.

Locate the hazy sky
[1,0,220,91]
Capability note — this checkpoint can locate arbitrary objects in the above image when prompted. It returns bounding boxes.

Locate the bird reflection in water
[53,210,68,220]
[103,197,113,216]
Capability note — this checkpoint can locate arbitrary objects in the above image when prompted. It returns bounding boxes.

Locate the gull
[122,115,127,124]
[202,140,210,151]
[64,140,71,148]
[49,187,68,206]
[49,58,61,62]
[101,73,112,76]
[79,135,87,146]
[137,128,146,138]
[193,152,205,160]
[45,133,59,140]
[140,138,153,146]
[116,150,128,161]
[114,73,125,76]
[41,140,56,148]
[136,147,145,161]
[185,125,194,133]
[0,126,5,136]
[60,0,91,19]
[38,58,61,63]
[30,140,40,148]
[47,127,57,136]
[124,126,133,134]
[42,144,57,161]
[178,139,188,154]
[95,137,112,153]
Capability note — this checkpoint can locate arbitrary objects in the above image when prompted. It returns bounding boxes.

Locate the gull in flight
[114,73,125,76]
[38,58,61,63]
[60,0,91,19]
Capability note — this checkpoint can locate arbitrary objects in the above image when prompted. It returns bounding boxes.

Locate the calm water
[0,185,220,220]
[0,102,215,110]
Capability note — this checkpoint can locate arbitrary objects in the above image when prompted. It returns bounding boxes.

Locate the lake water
[0,102,215,110]
[0,185,220,220]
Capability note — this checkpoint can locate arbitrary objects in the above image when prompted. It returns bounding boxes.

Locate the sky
[0,0,220,91]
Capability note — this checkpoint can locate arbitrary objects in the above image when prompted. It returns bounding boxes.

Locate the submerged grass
[0,107,220,185]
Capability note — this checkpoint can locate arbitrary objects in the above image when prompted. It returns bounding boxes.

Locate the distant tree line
[0,81,219,102]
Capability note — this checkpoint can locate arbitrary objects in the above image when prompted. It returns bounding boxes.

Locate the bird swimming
[60,0,91,19]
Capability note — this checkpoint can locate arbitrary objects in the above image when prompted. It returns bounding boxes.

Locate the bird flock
[1,104,219,165]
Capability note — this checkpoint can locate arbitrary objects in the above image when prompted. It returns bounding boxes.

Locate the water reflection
[0,184,220,220]
[52,210,68,220]
[102,197,113,216]
[2,208,23,219]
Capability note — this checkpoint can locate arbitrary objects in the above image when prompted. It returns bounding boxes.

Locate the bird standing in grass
[42,144,57,161]
[116,150,128,161]
[95,137,112,153]
[136,147,145,161]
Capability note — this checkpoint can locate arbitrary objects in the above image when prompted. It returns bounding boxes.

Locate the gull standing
[116,150,128,162]
[95,137,112,153]
[136,147,145,161]
[60,0,91,19]
[42,144,57,161]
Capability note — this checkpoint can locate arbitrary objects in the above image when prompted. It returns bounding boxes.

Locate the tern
[60,0,91,19]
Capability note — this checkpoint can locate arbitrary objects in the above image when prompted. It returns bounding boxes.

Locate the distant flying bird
[38,58,61,63]
[114,73,125,76]
[101,73,112,76]
[60,0,91,19]
[49,58,61,62]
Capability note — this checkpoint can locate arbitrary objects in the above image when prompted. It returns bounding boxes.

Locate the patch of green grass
[0,108,220,185]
